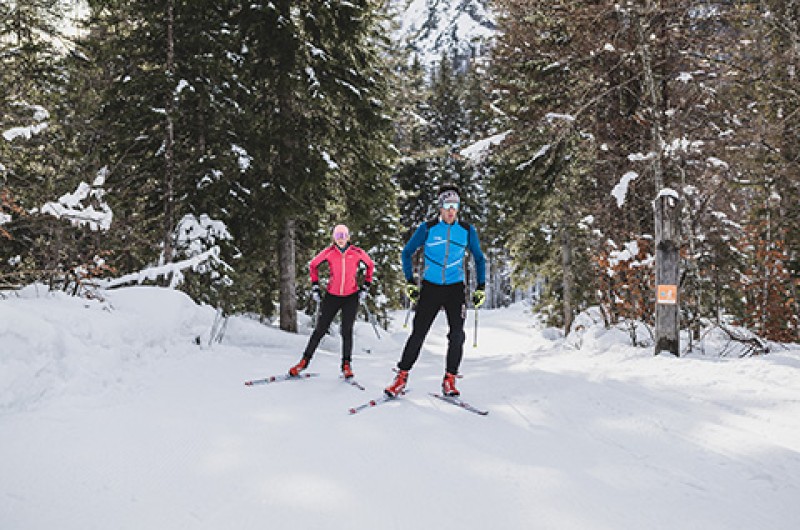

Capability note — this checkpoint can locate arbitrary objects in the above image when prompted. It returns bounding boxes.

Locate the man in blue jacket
[385,184,486,397]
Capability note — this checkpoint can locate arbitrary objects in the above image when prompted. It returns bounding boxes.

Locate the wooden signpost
[654,191,681,356]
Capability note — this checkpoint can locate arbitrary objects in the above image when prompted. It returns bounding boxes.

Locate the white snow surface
[2,286,800,529]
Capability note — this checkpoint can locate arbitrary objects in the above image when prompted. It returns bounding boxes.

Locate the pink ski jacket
[309,244,375,296]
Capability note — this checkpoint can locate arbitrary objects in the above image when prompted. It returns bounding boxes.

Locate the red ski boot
[288,358,309,377]
[342,361,354,380]
[384,369,409,397]
[442,372,460,397]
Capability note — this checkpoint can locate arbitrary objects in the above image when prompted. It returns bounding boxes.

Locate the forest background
[1,0,798,347]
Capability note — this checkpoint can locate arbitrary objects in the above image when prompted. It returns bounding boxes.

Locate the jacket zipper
[443,223,450,284]
[340,249,347,295]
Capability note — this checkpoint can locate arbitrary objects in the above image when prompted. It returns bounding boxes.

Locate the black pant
[302,292,359,365]
[397,281,466,375]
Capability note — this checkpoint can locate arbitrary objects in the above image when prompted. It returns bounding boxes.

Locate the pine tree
[426,52,465,148]
[235,0,397,329]
[489,1,603,331]
[71,1,242,302]
[310,1,403,323]
[388,51,436,240]
[0,0,82,288]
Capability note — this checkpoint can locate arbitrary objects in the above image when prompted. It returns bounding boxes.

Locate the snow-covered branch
[100,247,231,290]
[2,102,50,142]
[40,168,113,231]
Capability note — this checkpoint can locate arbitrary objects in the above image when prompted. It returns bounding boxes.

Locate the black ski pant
[302,291,359,365]
[397,281,466,375]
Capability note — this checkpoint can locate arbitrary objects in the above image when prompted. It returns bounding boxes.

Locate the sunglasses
[441,201,460,210]
[333,231,349,239]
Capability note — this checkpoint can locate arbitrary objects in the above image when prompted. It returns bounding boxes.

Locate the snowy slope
[2,286,800,529]
[391,0,496,70]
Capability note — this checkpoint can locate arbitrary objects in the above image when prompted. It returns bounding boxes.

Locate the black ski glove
[472,284,486,308]
[405,279,420,302]
[311,283,321,303]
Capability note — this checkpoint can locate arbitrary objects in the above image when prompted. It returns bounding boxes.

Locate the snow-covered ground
[2,286,800,530]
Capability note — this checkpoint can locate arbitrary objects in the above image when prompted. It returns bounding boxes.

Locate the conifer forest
[1,1,798,346]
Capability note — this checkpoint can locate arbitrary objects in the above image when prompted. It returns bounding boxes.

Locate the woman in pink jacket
[288,224,375,379]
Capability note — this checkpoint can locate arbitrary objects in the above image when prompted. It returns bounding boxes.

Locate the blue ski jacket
[402,219,486,286]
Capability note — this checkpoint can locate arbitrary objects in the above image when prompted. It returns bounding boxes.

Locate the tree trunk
[162,0,176,269]
[654,193,681,356]
[561,228,574,334]
[635,2,665,193]
[279,218,298,332]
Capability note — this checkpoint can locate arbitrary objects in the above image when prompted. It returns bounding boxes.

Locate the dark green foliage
[0,0,85,289]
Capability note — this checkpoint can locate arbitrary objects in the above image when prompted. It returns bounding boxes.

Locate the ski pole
[403,304,413,328]
[473,305,479,348]
[362,301,381,339]
[313,297,321,329]
[404,274,420,328]
[208,308,225,347]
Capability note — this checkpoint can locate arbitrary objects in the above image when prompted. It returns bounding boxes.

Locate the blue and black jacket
[402,219,486,286]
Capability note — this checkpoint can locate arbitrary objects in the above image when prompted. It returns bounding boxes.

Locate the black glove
[311,283,321,303]
[405,279,420,302]
[472,284,486,308]
[359,282,371,302]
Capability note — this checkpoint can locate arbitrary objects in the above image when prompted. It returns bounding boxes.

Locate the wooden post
[654,191,681,356]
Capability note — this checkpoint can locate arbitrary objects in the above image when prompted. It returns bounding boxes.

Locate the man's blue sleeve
[402,223,428,281]
[468,224,486,286]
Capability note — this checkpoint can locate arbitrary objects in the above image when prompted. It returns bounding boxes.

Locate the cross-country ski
[429,392,489,416]
[243,372,319,386]
[348,390,408,415]
[342,376,366,391]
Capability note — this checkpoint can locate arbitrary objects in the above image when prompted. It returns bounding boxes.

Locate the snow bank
[0,286,214,412]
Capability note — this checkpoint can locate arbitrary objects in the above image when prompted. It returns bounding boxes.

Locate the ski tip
[349,408,357,414]
[244,381,252,386]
